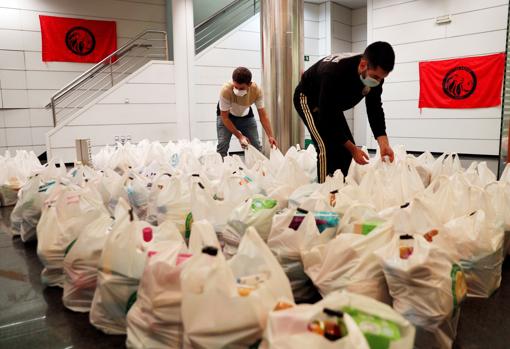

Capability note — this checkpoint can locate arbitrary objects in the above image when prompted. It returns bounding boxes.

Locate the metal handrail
[48,30,168,126]
[194,0,243,30]
[194,0,259,54]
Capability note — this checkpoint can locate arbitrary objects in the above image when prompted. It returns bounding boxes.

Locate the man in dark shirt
[294,41,395,182]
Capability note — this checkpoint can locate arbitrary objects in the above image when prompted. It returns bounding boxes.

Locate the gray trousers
[216,114,262,157]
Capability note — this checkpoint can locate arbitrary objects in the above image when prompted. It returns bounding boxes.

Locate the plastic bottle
[399,234,414,259]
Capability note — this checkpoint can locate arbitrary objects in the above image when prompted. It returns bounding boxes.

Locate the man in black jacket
[294,41,395,182]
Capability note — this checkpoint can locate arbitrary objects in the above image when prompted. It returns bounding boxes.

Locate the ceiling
[305,0,367,9]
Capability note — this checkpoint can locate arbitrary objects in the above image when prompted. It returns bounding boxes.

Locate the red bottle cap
[143,227,153,242]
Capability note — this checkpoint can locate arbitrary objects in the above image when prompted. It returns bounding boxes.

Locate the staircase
[47,30,168,127]
[195,0,260,54]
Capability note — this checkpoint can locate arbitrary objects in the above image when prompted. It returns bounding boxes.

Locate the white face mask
[233,87,248,97]
[360,71,380,88]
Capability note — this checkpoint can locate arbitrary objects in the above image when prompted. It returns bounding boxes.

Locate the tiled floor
[0,206,125,349]
[0,204,509,349]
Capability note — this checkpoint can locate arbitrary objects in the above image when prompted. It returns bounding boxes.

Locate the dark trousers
[293,85,353,182]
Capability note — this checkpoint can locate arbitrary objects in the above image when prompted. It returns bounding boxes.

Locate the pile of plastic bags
[0,150,43,207]
[9,138,510,349]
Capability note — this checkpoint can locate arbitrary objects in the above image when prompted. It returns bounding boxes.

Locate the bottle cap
[143,227,153,242]
[202,246,218,256]
[323,308,344,318]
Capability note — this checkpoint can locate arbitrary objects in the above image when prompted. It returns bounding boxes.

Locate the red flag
[419,53,505,109]
[39,15,117,63]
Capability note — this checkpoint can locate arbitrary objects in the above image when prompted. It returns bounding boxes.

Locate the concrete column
[172,0,194,139]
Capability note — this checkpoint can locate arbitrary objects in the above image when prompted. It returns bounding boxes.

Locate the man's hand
[238,134,250,149]
[345,140,369,165]
[351,147,370,165]
[268,136,278,148]
[377,135,394,162]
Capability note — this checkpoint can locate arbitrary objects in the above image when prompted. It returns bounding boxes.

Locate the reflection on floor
[0,206,125,349]
[0,204,509,349]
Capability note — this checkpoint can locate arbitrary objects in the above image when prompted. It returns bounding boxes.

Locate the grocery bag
[268,209,338,303]
[440,210,504,298]
[11,175,57,241]
[303,204,393,303]
[262,291,415,349]
[38,184,107,288]
[146,173,192,237]
[126,237,188,349]
[485,181,510,255]
[126,173,150,221]
[62,212,114,312]
[375,234,467,349]
[222,195,279,259]
[90,198,177,334]
[181,227,293,349]
[190,175,250,233]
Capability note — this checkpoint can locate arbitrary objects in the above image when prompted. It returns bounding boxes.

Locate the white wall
[330,3,358,133]
[352,6,368,145]
[352,7,367,54]
[0,0,166,156]
[47,61,179,161]
[305,2,327,69]
[331,3,353,54]
[363,0,508,155]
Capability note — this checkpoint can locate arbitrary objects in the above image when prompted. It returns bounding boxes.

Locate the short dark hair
[232,67,252,84]
[363,41,395,72]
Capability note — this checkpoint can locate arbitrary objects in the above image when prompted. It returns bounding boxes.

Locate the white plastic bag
[11,176,57,241]
[375,235,467,349]
[126,238,188,348]
[126,173,150,220]
[222,195,279,259]
[244,144,268,169]
[440,210,504,298]
[190,175,250,233]
[90,198,176,334]
[62,212,113,312]
[262,291,415,349]
[430,153,462,183]
[303,206,393,303]
[38,184,107,287]
[181,227,293,349]
[146,173,192,238]
[126,219,219,349]
[268,210,338,302]
[485,181,510,255]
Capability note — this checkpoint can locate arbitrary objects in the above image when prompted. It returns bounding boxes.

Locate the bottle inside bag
[273,301,294,311]
[289,210,340,232]
[307,308,348,341]
[236,271,270,297]
[137,227,154,254]
[423,229,439,242]
[354,220,382,235]
[142,227,153,242]
[399,234,414,259]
